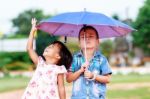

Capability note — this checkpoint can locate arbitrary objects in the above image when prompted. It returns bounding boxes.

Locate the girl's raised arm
[26,18,38,65]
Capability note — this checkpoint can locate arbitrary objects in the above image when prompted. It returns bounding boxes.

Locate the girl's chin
[43,53,51,57]
[43,53,47,57]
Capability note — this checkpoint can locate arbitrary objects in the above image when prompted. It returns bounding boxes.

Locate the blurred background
[0,0,150,99]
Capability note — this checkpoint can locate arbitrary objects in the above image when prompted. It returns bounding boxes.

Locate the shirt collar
[76,50,102,59]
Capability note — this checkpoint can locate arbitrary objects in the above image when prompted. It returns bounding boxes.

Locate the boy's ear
[98,39,100,43]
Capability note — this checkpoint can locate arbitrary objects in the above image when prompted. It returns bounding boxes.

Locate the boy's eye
[90,35,94,38]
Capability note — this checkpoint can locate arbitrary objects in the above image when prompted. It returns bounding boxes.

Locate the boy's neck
[83,48,96,62]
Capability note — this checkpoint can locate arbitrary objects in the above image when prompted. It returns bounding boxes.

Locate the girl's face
[79,29,99,50]
[43,43,61,59]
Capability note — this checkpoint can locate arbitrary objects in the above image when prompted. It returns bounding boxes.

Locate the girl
[22,18,72,99]
[66,26,112,99]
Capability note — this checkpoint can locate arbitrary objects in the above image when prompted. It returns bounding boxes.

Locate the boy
[66,26,112,99]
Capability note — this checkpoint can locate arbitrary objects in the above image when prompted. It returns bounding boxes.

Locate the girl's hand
[84,70,93,79]
[31,18,37,32]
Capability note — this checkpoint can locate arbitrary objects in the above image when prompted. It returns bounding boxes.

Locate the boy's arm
[95,74,111,83]
[66,63,87,83]
[84,71,111,83]
[95,56,112,83]
[26,18,38,65]
[58,74,66,99]
[66,70,83,83]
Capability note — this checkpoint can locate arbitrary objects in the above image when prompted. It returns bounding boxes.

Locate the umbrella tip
[84,8,87,12]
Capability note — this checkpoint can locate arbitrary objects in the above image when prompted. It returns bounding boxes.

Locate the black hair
[78,25,99,39]
[51,41,72,70]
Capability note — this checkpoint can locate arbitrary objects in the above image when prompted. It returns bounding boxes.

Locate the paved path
[0,89,24,99]
[0,85,72,99]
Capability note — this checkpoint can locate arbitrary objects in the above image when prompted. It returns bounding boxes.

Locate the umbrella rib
[52,23,64,35]
[109,26,123,37]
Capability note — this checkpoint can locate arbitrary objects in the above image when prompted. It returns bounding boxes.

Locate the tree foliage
[132,0,150,56]
[100,40,114,58]
[12,9,58,56]
[12,9,49,36]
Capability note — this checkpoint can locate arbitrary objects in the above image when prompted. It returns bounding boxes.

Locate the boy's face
[43,43,60,59]
[79,29,99,50]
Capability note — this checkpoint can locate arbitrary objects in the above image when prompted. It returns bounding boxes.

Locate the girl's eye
[49,45,54,48]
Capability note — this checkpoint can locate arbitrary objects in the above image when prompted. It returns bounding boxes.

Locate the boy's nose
[85,37,90,40]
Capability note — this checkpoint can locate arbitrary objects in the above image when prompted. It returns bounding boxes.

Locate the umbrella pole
[84,31,87,62]
[84,30,90,99]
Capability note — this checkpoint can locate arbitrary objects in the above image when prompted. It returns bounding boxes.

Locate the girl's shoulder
[55,65,67,74]
[37,56,45,67]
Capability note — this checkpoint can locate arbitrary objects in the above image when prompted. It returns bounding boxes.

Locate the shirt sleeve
[56,65,67,74]
[100,56,112,75]
[68,55,77,72]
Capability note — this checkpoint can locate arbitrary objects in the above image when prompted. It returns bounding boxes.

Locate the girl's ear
[56,54,61,59]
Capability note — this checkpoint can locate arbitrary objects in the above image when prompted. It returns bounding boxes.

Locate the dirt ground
[0,84,72,99]
[0,82,150,99]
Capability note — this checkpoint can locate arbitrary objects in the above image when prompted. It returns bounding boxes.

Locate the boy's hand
[31,18,37,32]
[84,70,93,79]
[79,62,89,73]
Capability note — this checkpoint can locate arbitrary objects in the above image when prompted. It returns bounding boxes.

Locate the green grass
[107,74,150,99]
[107,87,150,99]
[0,76,30,93]
[111,74,150,83]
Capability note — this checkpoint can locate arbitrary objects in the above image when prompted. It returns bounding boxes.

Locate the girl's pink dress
[22,57,67,99]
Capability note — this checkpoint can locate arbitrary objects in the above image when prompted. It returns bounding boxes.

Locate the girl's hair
[51,41,72,70]
[78,25,99,39]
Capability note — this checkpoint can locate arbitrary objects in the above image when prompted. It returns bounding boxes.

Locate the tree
[12,9,58,56]
[100,40,114,58]
[36,33,58,56]
[132,0,150,56]
[112,14,120,20]
[12,9,49,36]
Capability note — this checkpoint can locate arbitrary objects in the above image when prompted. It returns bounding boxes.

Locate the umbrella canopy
[37,11,135,38]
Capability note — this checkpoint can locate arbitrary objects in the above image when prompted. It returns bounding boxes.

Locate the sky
[0,0,145,34]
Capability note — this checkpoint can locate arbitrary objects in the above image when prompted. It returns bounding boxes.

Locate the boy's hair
[78,25,99,39]
[51,41,72,70]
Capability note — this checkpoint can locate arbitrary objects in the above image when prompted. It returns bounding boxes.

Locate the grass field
[0,74,150,99]
[0,75,30,93]
[107,87,150,99]
[106,74,150,99]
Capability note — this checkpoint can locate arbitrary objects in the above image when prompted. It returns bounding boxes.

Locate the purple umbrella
[37,11,135,38]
